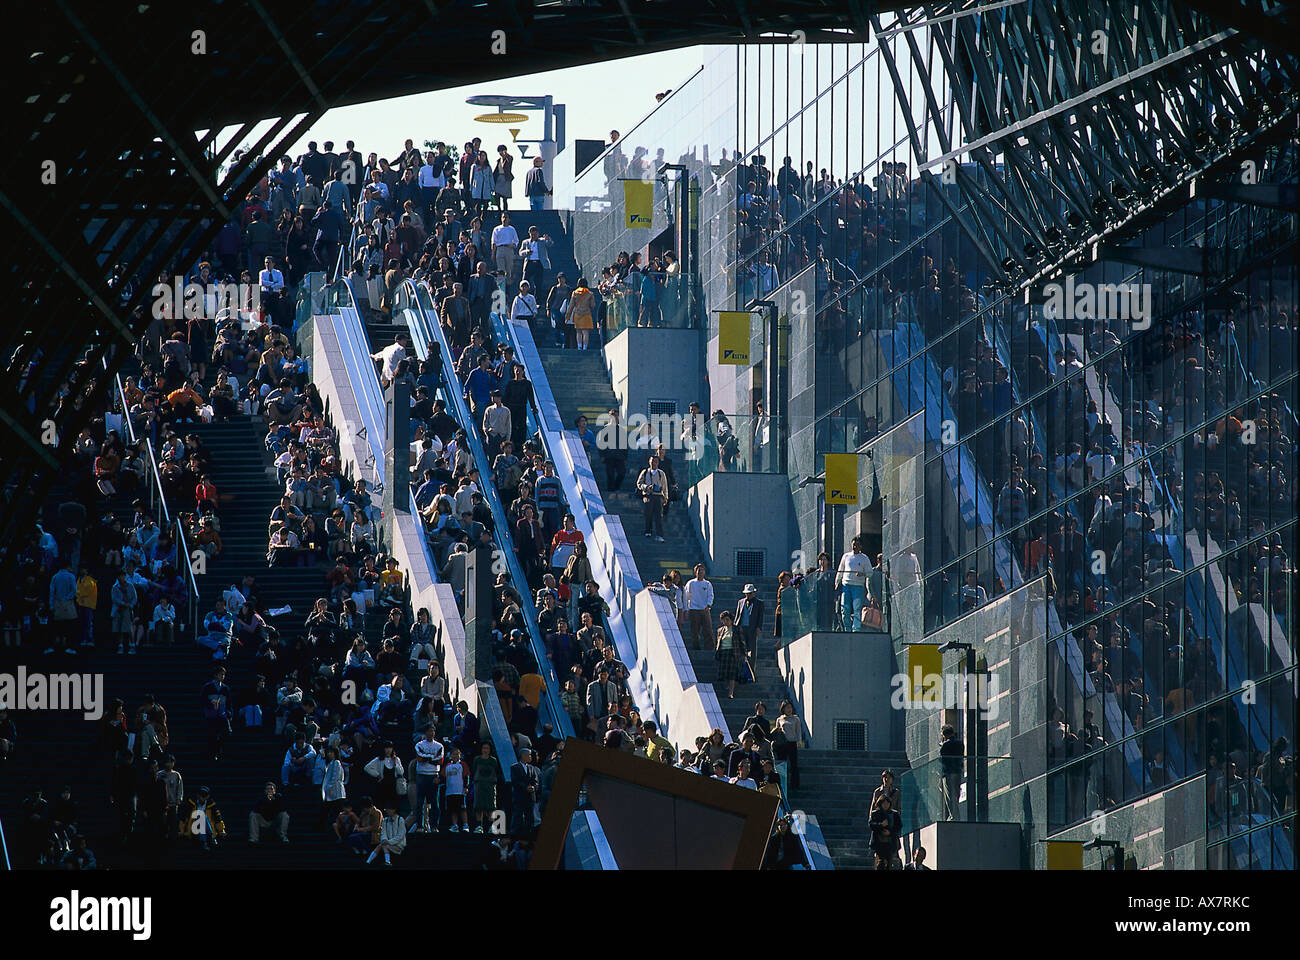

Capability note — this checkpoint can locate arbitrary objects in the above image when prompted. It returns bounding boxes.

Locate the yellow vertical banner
[624,180,653,228]
[717,311,751,365]
[824,453,858,505]
[1045,841,1084,870]
[906,644,942,703]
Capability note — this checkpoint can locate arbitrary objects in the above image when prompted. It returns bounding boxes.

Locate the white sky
[218,46,706,208]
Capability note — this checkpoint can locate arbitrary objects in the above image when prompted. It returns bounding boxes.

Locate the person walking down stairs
[683,563,714,651]
[636,454,668,542]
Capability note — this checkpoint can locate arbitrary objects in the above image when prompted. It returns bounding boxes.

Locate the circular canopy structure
[474,111,530,123]
[465,94,551,110]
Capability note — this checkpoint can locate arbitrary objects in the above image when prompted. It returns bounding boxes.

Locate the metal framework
[4,0,1296,571]
[871,1,1299,289]
[1,0,879,572]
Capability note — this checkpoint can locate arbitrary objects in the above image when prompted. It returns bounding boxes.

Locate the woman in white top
[368,806,407,865]
[320,745,348,825]
[152,598,177,645]
[510,280,539,325]
[350,517,376,555]
[771,699,803,791]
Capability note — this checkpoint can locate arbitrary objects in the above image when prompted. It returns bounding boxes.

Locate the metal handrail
[107,363,200,633]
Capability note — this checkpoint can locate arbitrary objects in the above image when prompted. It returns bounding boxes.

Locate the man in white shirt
[519,225,551,294]
[683,563,715,650]
[366,169,390,203]
[960,569,988,611]
[836,537,871,630]
[1085,444,1116,482]
[152,597,177,645]
[730,758,758,790]
[490,212,520,284]
[482,390,512,458]
[417,149,441,221]
[371,332,410,384]
[259,257,285,295]
[408,725,444,833]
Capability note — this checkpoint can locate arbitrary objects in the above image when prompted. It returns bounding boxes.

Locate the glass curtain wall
[723,14,1296,865]
[568,12,1296,865]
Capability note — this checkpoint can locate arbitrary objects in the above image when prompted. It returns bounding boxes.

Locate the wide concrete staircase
[795,749,910,869]
[504,209,580,305]
[530,311,912,870]
[0,366,495,870]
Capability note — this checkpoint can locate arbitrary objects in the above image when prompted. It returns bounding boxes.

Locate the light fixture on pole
[937,639,977,823]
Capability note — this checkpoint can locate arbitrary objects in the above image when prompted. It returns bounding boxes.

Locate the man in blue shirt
[414,470,442,511]
[464,354,498,420]
[48,559,79,655]
[200,597,234,660]
[311,200,345,271]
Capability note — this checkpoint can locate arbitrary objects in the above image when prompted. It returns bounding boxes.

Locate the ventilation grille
[734,549,766,578]
[647,399,678,419]
[835,720,868,752]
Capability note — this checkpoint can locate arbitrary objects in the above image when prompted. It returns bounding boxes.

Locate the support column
[382,376,410,551]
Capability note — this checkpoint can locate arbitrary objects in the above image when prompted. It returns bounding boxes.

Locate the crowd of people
[18,114,1289,873]
[589,124,1295,840]
[722,138,1297,830]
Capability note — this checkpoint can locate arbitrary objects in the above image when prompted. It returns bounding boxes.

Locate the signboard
[717,311,751,365]
[906,643,942,703]
[1045,841,1084,870]
[824,452,858,505]
[624,180,653,228]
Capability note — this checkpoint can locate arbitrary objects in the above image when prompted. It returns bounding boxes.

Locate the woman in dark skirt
[364,741,405,815]
[715,610,743,700]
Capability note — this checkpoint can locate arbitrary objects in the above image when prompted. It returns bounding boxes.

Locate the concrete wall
[686,472,794,578]
[634,590,733,746]
[779,630,902,751]
[1032,775,1207,870]
[905,820,1023,870]
[605,327,705,422]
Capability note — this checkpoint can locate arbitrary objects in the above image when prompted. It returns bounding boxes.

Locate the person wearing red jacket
[549,513,584,581]
[195,475,218,514]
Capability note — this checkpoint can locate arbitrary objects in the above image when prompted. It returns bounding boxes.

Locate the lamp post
[466,95,564,209]
[750,299,786,474]
[658,163,694,328]
[937,639,978,822]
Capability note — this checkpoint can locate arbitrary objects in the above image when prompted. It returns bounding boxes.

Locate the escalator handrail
[399,279,575,743]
